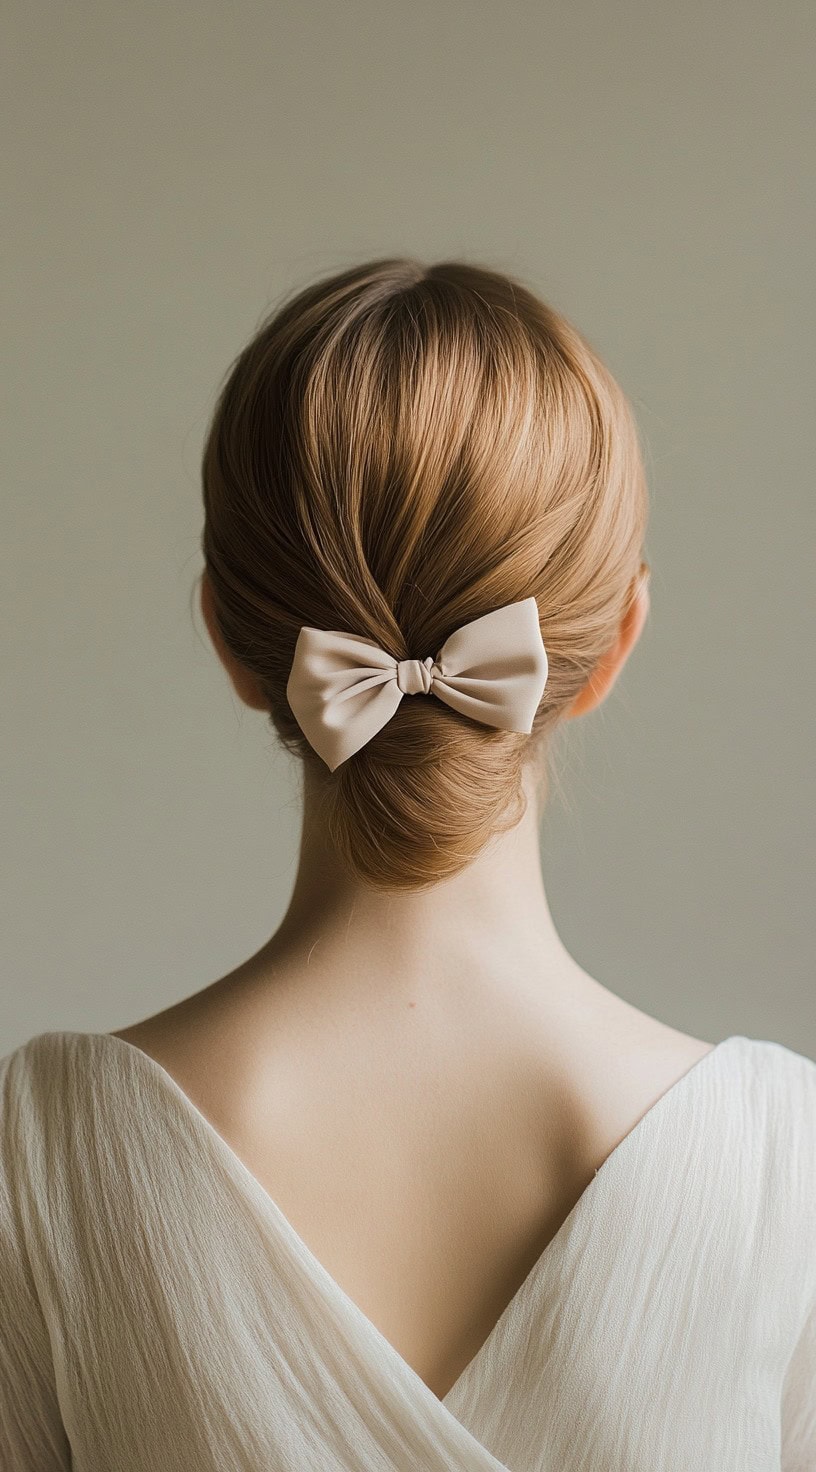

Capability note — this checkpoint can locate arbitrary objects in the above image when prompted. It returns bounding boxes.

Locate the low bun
[321,702,529,893]
[201,256,648,892]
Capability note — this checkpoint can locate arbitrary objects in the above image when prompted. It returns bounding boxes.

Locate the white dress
[0,1029,814,1470]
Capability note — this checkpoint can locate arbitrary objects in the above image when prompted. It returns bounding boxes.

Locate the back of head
[201,258,648,892]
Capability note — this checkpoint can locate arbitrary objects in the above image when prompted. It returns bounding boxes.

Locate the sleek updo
[201,258,648,892]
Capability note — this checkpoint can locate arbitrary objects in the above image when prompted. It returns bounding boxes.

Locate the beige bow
[285,597,548,771]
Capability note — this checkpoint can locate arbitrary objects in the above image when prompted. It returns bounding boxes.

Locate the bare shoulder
[110,970,235,1060]
[553,995,719,1153]
[110,991,233,1116]
[619,1008,717,1070]
[618,1007,719,1093]
[108,978,285,1134]
[571,980,717,1076]
[111,999,199,1062]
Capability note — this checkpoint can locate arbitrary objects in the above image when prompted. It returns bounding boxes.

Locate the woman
[1,258,813,1469]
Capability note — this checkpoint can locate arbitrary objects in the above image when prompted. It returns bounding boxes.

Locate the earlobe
[564,575,649,721]
[565,653,618,720]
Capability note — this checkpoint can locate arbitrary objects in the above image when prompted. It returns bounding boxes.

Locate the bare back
[113,973,713,1403]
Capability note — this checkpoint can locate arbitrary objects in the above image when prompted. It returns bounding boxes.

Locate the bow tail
[298,674,405,771]
[431,673,541,734]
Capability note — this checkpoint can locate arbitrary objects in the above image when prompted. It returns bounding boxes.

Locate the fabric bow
[285,596,548,771]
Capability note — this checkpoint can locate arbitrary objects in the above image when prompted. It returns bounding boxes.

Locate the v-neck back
[3,1026,814,1471]
[96,1029,732,1406]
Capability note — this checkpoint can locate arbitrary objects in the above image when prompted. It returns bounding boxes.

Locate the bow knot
[396,655,435,696]
[286,597,548,771]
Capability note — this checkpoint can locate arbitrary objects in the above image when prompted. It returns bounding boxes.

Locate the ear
[200,570,270,713]
[564,571,650,721]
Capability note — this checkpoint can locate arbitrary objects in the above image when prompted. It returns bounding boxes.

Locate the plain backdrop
[2,1,813,1057]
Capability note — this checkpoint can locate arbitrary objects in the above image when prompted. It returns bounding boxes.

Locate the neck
[243,759,601,1025]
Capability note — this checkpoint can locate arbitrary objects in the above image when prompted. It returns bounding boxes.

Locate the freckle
[408,1001,416,1008]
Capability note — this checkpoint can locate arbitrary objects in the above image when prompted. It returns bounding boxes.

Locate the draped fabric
[0,1029,814,1470]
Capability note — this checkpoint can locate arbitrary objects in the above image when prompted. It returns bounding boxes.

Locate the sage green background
[2,2,813,1057]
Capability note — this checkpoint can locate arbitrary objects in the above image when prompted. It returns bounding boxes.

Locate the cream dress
[0,1029,814,1470]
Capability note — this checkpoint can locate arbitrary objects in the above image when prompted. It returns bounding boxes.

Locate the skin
[114,569,714,1404]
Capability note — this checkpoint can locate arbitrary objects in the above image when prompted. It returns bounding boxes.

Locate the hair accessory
[286,597,548,771]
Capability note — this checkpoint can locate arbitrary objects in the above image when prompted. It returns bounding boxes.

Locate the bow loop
[286,598,548,771]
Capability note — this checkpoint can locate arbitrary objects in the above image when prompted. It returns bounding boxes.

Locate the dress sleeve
[781,1293,816,1467]
[0,1054,72,1469]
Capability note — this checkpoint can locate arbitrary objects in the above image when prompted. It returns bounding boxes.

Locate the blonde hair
[201,257,649,892]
